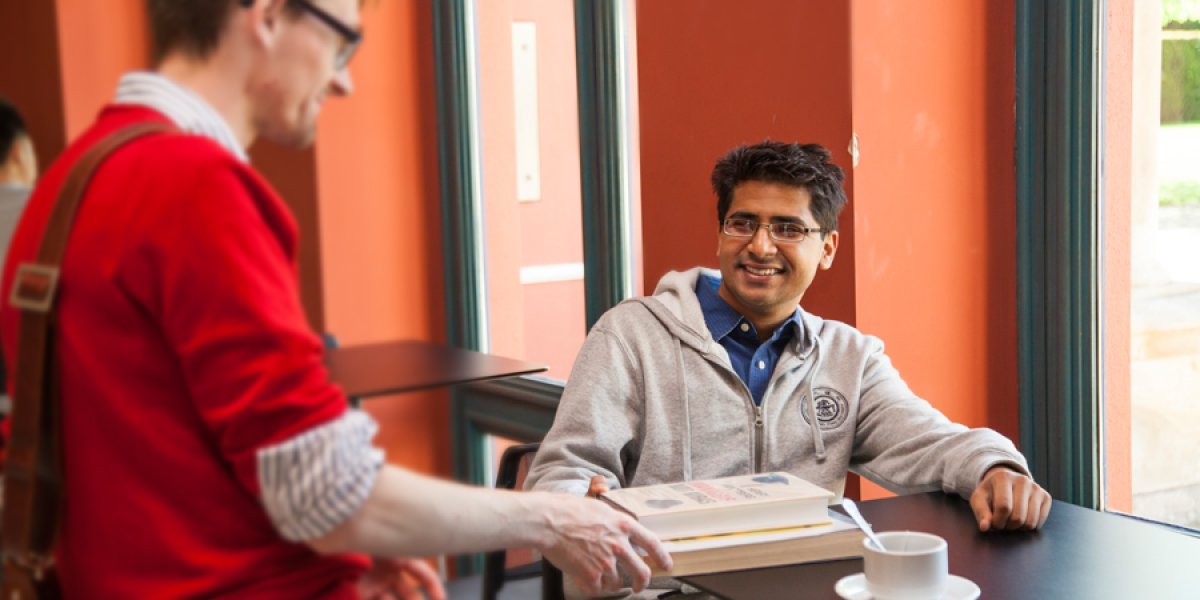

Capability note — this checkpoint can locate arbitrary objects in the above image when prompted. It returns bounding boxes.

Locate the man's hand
[538,493,672,597]
[968,466,1051,532]
[357,557,446,600]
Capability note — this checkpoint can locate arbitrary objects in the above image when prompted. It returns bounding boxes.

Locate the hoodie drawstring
[804,336,827,461]
[676,338,694,481]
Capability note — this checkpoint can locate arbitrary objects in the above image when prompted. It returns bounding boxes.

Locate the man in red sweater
[0,1,669,598]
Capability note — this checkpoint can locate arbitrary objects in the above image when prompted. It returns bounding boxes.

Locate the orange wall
[851,0,1008,431]
[849,1,1019,499]
[313,0,449,476]
[637,1,1022,500]
[0,1,68,166]
[55,0,150,139]
[316,0,444,347]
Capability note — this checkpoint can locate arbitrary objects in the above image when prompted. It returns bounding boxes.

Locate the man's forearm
[308,465,551,556]
[306,462,674,597]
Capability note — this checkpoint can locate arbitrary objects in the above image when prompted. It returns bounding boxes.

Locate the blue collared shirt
[696,274,802,406]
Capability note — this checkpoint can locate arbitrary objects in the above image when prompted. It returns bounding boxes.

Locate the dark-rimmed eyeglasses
[722,218,823,243]
[289,0,363,71]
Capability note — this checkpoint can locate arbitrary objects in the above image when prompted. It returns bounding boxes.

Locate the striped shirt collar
[114,71,248,163]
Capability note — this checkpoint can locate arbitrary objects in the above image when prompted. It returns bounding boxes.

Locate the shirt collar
[696,273,748,341]
[695,273,804,343]
[113,71,248,163]
[773,311,804,345]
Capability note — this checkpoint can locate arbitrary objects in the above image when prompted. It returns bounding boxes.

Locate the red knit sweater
[1,106,368,598]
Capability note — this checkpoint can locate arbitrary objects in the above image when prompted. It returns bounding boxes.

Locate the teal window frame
[1015,0,1104,508]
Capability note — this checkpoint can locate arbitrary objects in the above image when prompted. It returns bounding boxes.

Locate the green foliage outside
[1161,1,1200,205]
[1159,124,1200,206]
[1161,40,1200,123]
[1162,0,1200,122]
[1160,181,1200,206]
[1163,0,1200,28]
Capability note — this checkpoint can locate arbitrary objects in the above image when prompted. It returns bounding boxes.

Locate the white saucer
[834,573,980,600]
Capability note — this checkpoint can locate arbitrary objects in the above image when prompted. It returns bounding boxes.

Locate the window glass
[476,0,586,382]
[1112,0,1200,530]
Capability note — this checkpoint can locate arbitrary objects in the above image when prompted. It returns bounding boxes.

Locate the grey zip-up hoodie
[527,267,1028,501]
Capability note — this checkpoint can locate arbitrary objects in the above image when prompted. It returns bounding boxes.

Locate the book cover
[654,511,865,577]
[600,472,835,540]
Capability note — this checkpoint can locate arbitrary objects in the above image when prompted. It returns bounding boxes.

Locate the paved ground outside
[1129,122,1200,530]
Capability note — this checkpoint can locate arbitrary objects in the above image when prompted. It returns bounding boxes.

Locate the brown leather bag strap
[2,122,175,596]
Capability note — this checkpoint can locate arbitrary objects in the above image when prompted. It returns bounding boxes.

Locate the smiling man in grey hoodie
[526,140,1050,598]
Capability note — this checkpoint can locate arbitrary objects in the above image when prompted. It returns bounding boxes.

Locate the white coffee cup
[862,531,949,600]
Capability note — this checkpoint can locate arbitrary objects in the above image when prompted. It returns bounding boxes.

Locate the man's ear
[819,230,839,270]
[241,0,289,49]
[15,137,37,185]
[4,136,37,186]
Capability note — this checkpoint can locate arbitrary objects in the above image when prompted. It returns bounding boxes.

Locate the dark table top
[681,492,1200,600]
[325,339,547,398]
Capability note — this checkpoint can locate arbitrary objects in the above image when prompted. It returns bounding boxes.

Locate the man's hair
[711,141,848,234]
[147,0,369,64]
[146,0,245,64]
[0,96,28,163]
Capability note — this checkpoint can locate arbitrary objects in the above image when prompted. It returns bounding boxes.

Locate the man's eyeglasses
[288,0,363,71]
[722,218,823,243]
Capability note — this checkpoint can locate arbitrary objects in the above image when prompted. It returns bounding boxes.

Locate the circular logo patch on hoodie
[800,387,849,430]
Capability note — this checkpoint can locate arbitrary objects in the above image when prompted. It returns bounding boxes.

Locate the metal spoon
[841,498,885,550]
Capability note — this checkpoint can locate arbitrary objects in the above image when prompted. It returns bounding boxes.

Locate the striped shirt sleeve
[255,409,384,541]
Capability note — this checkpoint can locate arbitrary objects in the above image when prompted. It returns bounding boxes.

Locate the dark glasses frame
[240,0,363,70]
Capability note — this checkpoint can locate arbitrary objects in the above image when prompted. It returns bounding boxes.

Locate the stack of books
[599,472,865,576]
